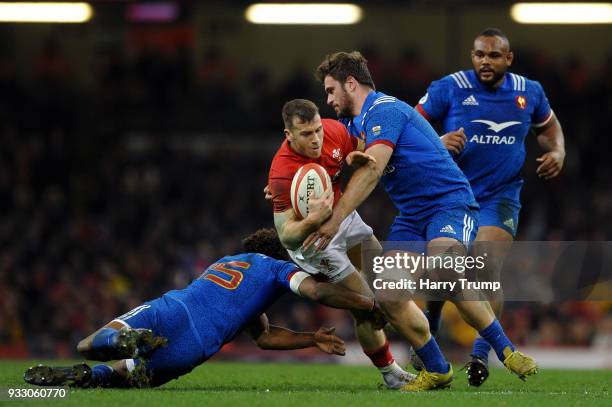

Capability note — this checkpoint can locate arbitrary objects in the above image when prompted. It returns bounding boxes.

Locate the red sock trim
[363,340,394,368]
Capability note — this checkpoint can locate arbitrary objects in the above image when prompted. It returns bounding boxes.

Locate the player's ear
[284,128,293,142]
[345,76,357,92]
[506,51,514,67]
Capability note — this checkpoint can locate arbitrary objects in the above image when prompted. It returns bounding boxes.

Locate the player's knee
[350,309,378,327]
[377,300,405,326]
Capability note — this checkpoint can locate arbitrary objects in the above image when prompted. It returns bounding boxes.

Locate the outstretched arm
[246,314,346,355]
[296,274,375,311]
[534,113,565,180]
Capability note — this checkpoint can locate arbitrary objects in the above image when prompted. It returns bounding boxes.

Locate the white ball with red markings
[290,163,332,220]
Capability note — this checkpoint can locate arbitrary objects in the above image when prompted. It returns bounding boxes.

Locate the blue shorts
[116,296,205,387]
[478,196,520,237]
[385,205,479,254]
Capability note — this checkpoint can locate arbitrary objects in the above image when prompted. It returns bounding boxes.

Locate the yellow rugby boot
[400,365,453,391]
[502,347,538,380]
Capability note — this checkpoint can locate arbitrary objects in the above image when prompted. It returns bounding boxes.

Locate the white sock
[379,360,404,375]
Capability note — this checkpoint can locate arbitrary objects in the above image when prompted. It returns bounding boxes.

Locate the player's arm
[273,188,333,250]
[416,80,465,154]
[534,112,565,180]
[246,313,346,355]
[303,144,392,250]
[293,272,376,311]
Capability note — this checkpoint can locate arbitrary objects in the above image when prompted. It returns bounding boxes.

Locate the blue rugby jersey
[163,253,299,360]
[417,70,553,202]
[343,91,477,217]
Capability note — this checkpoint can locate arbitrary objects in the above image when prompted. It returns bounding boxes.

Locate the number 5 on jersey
[201,261,250,289]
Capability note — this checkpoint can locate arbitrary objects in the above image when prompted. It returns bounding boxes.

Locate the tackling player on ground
[268,99,415,389]
[415,28,565,386]
[24,229,381,388]
[310,51,538,390]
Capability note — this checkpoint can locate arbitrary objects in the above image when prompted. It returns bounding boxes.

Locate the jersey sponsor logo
[372,125,382,136]
[471,119,521,133]
[418,93,428,104]
[516,95,527,110]
[461,95,479,106]
[440,225,456,234]
[470,135,516,144]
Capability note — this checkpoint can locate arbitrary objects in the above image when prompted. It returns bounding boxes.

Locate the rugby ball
[290,163,332,220]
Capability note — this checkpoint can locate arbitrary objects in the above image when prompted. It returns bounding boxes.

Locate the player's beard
[336,93,355,119]
[477,68,506,87]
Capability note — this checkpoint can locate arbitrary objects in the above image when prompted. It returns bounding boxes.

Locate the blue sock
[91,328,119,352]
[425,309,442,336]
[471,336,491,361]
[91,365,114,387]
[478,320,515,362]
[415,337,450,374]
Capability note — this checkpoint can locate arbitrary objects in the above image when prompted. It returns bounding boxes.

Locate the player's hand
[536,151,564,180]
[347,151,377,168]
[441,128,467,155]
[306,188,334,224]
[314,327,346,356]
[263,185,272,201]
[302,216,341,252]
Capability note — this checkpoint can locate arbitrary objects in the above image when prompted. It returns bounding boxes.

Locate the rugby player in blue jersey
[416,28,565,386]
[310,51,537,390]
[24,229,386,389]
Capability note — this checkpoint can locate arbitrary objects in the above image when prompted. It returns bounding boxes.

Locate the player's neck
[353,86,374,116]
[483,73,506,90]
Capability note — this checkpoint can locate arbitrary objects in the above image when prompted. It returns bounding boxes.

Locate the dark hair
[282,99,319,130]
[242,228,289,261]
[315,51,376,89]
[477,28,510,45]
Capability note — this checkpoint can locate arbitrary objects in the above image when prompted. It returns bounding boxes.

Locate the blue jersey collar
[354,90,384,130]
[469,70,510,92]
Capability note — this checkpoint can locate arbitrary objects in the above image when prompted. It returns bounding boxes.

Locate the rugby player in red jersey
[267,99,453,390]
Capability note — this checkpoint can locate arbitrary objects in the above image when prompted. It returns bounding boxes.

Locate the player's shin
[471,335,492,361]
[424,301,444,336]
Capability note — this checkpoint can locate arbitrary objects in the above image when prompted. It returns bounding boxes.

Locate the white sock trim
[379,360,403,374]
[125,359,136,372]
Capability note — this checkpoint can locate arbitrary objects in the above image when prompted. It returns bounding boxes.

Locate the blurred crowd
[0,39,611,358]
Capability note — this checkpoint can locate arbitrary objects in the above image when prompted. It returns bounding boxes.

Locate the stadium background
[0,1,610,368]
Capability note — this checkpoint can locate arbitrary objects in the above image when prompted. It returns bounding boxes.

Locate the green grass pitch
[0,361,610,406]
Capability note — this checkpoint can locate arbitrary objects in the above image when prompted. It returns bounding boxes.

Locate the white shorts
[287,211,373,283]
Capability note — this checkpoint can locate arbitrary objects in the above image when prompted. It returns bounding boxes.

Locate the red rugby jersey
[269,119,357,213]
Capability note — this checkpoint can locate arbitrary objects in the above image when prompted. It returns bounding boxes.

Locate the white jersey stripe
[450,73,464,88]
[458,71,472,88]
[510,73,517,90]
[361,97,396,127]
[454,72,469,88]
[532,110,554,128]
